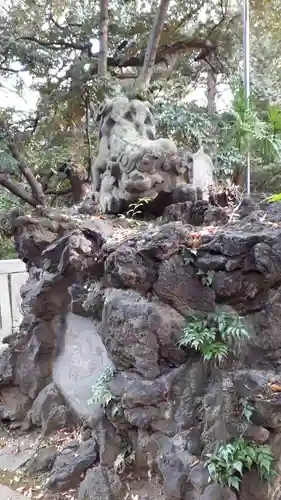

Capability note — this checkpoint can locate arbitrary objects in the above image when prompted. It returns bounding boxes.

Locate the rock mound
[1,201,281,499]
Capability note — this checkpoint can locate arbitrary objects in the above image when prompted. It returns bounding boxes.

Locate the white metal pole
[243,0,250,194]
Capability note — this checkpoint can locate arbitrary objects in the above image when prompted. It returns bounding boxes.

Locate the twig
[229,189,245,223]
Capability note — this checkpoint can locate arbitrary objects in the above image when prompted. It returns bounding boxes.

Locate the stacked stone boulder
[2,202,281,499]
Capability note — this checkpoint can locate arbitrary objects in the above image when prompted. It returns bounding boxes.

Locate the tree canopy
[0,0,280,213]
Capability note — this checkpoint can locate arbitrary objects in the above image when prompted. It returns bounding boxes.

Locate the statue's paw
[171,184,198,204]
[100,192,126,214]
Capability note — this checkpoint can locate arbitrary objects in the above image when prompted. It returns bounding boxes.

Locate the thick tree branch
[137,0,171,89]
[90,38,217,74]
[8,143,46,204]
[0,119,47,205]
[0,65,25,74]
[21,31,216,70]
[0,172,39,206]
[44,187,73,195]
[21,35,92,53]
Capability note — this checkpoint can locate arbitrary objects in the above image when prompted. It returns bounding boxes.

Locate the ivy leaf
[227,476,241,491]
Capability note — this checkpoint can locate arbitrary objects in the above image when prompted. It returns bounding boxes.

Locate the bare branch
[0,65,25,74]
[21,35,92,53]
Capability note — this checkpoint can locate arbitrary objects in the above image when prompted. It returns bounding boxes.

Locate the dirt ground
[0,424,165,500]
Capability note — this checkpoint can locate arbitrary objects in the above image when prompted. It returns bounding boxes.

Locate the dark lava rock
[201,484,237,499]
[78,465,123,500]
[204,207,228,226]
[0,386,31,421]
[239,468,270,500]
[46,438,98,491]
[30,383,72,435]
[27,446,58,474]
[0,346,13,386]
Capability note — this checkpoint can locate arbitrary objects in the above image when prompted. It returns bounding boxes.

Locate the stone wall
[2,202,281,499]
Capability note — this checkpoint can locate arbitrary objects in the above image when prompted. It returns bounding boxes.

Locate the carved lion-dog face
[97,96,156,141]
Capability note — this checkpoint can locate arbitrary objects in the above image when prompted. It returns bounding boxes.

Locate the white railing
[0,259,28,343]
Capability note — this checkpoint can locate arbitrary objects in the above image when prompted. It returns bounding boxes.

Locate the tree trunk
[98,0,109,77]
[69,172,88,204]
[205,61,217,158]
[137,0,170,90]
[84,94,92,180]
[207,66,216,114]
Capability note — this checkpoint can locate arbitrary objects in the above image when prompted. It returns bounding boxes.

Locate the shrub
[205,439,275,491]
[0,189,20,259]
[240,397,255,422]
[0,236,17,259]
[178,311,250,364]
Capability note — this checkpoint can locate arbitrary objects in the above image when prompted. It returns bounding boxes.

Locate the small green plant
[181,248,214,287]
[215,311,251,353]
[196,268,215,287]
[114,441,136,474]
[182,247,198,265]
[88,365,116,408]
[178,315,228,363]
[240,397,255,422]
[265,192,281,203]
[178,311,250,363]
[126,197,152,219]
[205,439,275,491]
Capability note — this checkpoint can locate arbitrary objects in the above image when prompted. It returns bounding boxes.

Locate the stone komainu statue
[91,95,209,214]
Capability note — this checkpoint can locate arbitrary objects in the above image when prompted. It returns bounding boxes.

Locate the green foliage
[230,89,281,163]
[182,249,215,287]
[265,192,281,203]
[0,189,20,212]
[214,310,251,348]
[0,0,281,203]
[196,268,215,287]
[88,365,116,408]
[0,150,19,175]
[205,439,275,491]
[156,84,281,184]
[155,100,216,151]
[0,0,245,203]
[182,247,198,265]
[0,237,16,260]
[239,397,255,423]
[0,189,19,259]
[178,311,250,364]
